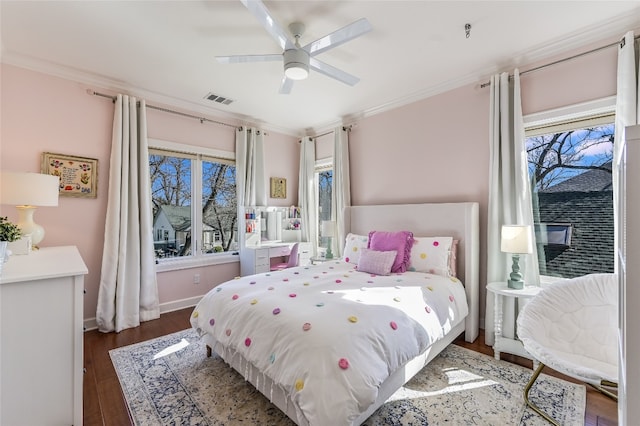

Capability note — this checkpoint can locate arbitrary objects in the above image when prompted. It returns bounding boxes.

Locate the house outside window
[149,141,237,266]
[524,104,615,279]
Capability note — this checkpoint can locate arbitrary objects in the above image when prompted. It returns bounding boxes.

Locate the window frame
[149,138,238,272]
[523,96,616,284]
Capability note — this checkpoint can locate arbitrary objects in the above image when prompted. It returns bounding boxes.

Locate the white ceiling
[1,1,639,135]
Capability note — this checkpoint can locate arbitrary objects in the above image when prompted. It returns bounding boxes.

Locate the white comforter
[190,260,468,425]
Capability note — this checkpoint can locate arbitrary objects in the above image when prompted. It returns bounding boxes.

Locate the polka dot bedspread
[190,260,468,426]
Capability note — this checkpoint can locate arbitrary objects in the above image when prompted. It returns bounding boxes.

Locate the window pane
[202,159,237,254]
[150,154,192,259]
[526,124,614,278]
[318,169,333,247]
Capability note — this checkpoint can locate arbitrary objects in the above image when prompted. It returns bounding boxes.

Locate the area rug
[110,329,585,425]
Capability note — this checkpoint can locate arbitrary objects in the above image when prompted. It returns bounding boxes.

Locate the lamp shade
[1,171,59,206]
[501,225,533,254]
[321,220,336,238]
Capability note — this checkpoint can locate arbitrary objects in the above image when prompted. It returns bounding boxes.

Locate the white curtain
[96,94,159,333]
[332,126,351,257]
[614,31,639,268]
[485,70,539,346]
[235,127,266,208]
[299,137,318,254]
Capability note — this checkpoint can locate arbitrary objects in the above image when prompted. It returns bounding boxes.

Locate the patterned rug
[110,329,585,425]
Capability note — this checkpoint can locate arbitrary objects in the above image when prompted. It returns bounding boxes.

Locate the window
[525,109,614,279]
[149,142,237,265]
[316,161,333,248]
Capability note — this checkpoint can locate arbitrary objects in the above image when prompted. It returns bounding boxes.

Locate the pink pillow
[357,248,397,275]
[368,230,414,273]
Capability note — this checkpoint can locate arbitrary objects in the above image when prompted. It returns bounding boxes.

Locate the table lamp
[0,171,59,247]
[501,224,533,289]
[321,220,336,259]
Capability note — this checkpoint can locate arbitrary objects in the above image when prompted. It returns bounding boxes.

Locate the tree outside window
[150,151,236,261]
[525,121,614,278]
[317,168,333,249]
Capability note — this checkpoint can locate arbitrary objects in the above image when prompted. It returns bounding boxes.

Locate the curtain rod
[480,34,639,88]
[88,90,240,130]
[298,125,353,143]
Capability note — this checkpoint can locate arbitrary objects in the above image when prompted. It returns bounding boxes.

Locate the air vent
[204,92,234,105]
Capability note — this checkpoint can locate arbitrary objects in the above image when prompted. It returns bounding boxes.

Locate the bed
[190,202,479,425]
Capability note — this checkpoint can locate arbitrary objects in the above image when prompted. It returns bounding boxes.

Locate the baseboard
[83,295,202,332]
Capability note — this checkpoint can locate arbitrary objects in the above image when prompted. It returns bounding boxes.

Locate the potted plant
[0,216,22,272]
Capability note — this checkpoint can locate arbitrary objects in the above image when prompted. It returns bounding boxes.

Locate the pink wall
[0,64,299,323]
[0,31,626,327]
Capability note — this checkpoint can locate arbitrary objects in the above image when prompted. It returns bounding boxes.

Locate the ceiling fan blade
[304,18,372,57]
[216,54,282,64]
[309,57,359,86]
[279,76,294,94]
[240,0,294,50]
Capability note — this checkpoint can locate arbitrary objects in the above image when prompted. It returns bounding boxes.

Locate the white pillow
[357,248,397,276]
[342,233,369,265]
[409,236,454,276]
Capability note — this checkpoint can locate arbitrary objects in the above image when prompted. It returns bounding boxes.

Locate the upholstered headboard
[342,202,479,342]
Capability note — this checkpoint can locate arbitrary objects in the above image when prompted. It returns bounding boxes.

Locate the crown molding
[1,50,299,137]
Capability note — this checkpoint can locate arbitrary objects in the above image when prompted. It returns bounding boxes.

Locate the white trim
[523,96,616,128]
[315,158,332,170]
[155,252,239,273]
[149,138,235,160]
[83,295,202,331]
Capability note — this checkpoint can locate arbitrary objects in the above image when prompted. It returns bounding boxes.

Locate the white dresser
[0,246,87,426]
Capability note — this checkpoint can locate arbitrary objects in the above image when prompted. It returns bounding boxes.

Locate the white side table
[487,282,542,360]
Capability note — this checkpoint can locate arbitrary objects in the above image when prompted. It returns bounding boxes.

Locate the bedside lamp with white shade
[0,171,59,248]
[501,224,534,289]
[321,220,336,260]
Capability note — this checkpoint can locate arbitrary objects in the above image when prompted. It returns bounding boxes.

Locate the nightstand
[310,256,330,265]
[487,282,543,360]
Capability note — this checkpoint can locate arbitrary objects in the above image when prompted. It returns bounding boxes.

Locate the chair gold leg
[588,382,618,401]
[523,362,560,426]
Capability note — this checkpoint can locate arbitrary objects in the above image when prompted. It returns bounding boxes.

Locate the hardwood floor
[83,307,617,425]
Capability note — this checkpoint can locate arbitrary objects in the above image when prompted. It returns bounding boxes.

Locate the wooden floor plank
[83,307,617,425]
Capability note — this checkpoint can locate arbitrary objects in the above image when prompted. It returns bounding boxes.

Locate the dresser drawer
[255,263,270,274]
[269,245,290,258]
[254,248,270,267]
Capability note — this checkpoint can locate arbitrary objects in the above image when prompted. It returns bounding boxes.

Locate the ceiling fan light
[284,63,309,80]
[283,48,310,80]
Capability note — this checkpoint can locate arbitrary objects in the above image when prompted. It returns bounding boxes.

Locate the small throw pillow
[368,230,414,273]
[343,233,369,265]
[409,236,454,276]
[357,248,397,276]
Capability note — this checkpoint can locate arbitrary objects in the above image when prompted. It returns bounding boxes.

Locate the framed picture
[270,177,286,198]
[41,152,98,198]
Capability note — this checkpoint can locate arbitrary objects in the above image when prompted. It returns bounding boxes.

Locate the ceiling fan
[216,0,372,94]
